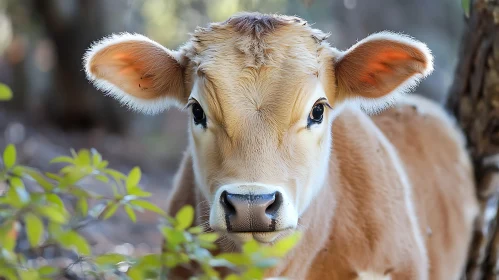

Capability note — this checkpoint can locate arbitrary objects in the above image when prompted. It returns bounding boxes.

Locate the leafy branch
[0,144,300,280]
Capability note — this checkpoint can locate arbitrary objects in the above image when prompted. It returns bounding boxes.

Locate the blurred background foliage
[0,0,466,169]
[0,0,468,266]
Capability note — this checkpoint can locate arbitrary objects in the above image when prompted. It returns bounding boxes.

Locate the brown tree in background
[447,0,499,279]
[32,0,135,132]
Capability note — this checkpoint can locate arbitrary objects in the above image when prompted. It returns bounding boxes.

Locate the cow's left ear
[334,31,433,113]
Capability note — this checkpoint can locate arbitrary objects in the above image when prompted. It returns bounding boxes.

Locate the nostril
[265,191,282,217]
[221,191,236,215]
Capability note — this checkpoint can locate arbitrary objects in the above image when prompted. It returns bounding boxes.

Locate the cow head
[84,13,433,245]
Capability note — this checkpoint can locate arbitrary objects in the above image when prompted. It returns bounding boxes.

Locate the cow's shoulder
[300,107,429,279]
[372,95,478,279]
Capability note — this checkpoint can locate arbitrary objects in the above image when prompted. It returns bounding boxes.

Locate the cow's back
[372,95,478,280]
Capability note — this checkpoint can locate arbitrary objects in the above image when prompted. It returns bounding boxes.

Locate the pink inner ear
[89,41,185,101]
[359,51,412,85]
[336,40,428,99]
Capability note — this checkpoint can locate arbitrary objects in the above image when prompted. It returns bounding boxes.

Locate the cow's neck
[266,107,399,277]
[265,140,339,277]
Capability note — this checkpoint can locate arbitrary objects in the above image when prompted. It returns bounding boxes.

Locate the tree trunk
[32,0,128,132]
[446,0,499,279]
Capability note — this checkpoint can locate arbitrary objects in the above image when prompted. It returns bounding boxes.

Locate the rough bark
[447,0,499,279]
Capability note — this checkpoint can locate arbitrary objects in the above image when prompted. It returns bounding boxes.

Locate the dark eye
[308,103,324,126]
[192,103,206,127]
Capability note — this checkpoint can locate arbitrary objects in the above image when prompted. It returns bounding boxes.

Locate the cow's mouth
[226,228,294,244]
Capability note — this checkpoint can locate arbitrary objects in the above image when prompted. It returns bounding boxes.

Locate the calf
[84,12,478,279]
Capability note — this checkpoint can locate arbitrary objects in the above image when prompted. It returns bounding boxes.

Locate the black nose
[220,191,282,232]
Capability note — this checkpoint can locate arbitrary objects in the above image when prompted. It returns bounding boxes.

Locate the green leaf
[269,232,301,257]
[138,254,161,267]
[97,160,109,169]
[161,227,185,248]
[10,165,24,176]
[103,203,120,220]
[175,205,194,230]
[59,231,91,255]
[10,176,24,188]
[0,83,13,101]
[45,172,62,181]
[74,149,91,166]
[23,169,54,191]
[38,266,58,276]
[60,165,76,174]
[66,186,92,198]
[50,156,75,164]
[198,240,217,250]
[58,169,88,187]
[188,226,204,234]
[10,177,30,205]
[37,205,68,223]
[462,0,470,17]
[216,253,250,266]
[94,253,127,266]
[224,274,241,280]
[198,232,218,243]
[25,213,44,247]
[127,186,152,197]
[0,221,18,252]
[124,205,136,223]
[19,269,39,280]
[46,194,64,210]
[163,252,180,268]
[5,185,23,208]
[126,167,141,191]
[130,200,166,216]
[200,262,219,278]
[91,148,102,167]
[0,268,17,280]
[103,169,127,181]
[3,144,16,169]
[77,198,88,216]
[127,267,143,280]
[242,239,259,255]
[47,222,63,237]
[162,252,189,268]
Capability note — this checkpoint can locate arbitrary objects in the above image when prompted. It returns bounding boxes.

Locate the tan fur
[166,102,477,279]
[84,12,478,280]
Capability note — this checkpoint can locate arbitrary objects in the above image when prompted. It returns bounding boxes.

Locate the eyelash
[307,99,331,128]
[186,99,207,128]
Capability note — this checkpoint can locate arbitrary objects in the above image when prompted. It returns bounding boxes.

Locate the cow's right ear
[84,33,187,115]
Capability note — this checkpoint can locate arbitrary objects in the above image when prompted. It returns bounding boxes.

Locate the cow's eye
[192,103,206,127]
[308,103,324,126]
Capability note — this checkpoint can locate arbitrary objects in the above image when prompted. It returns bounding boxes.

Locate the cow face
[84,13,433,245]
